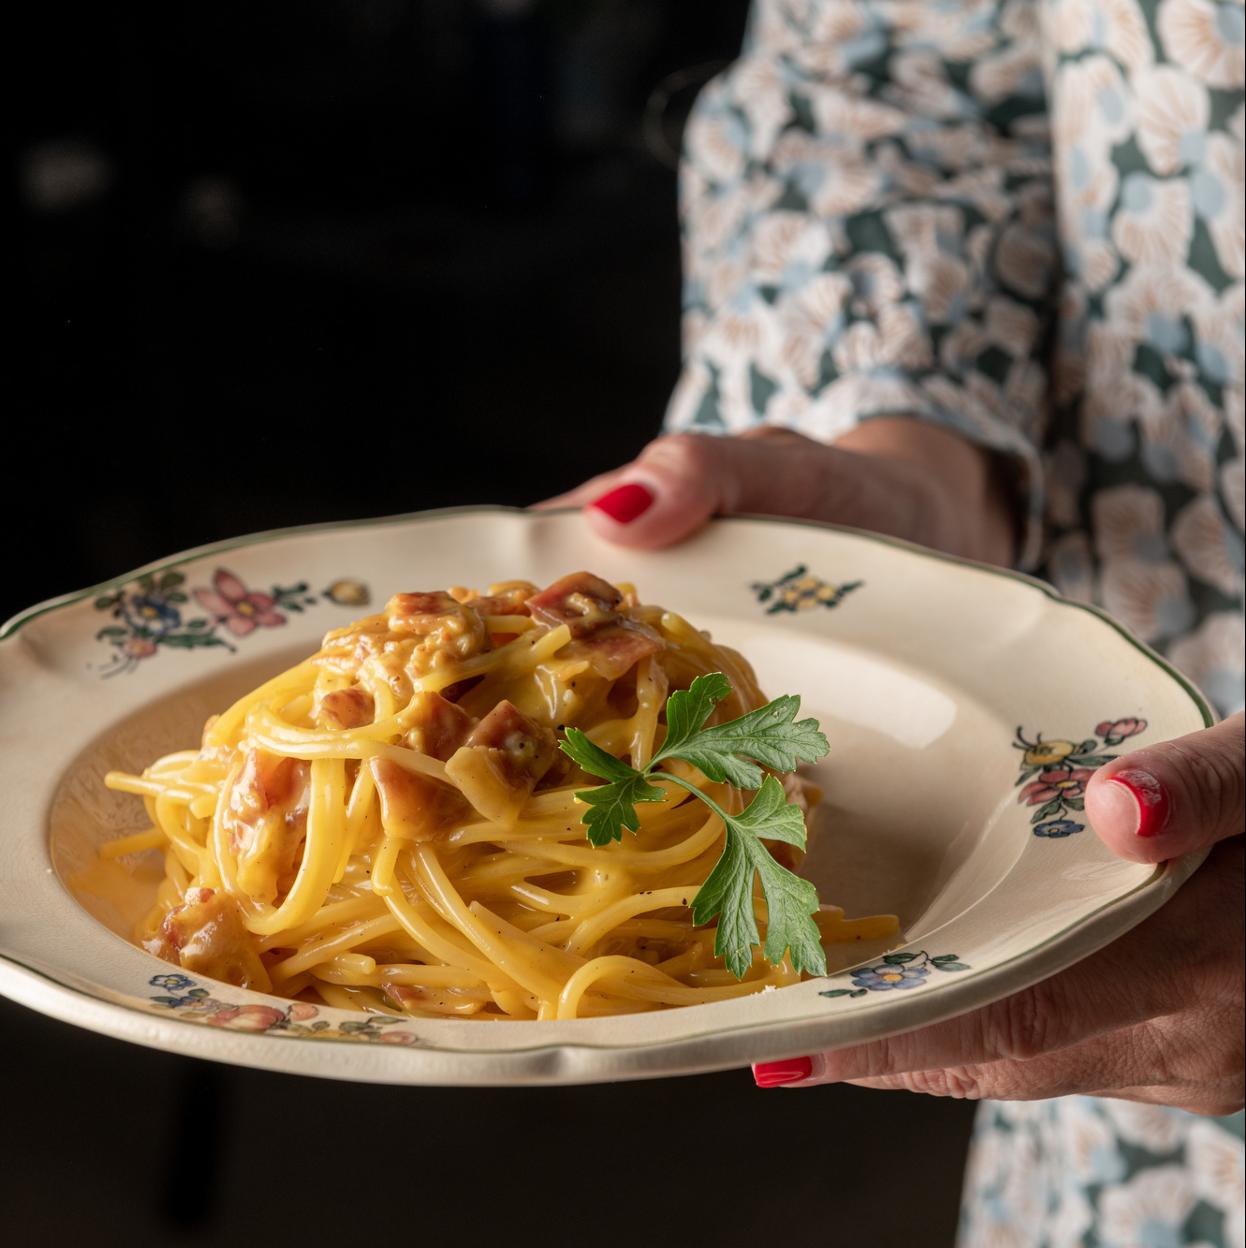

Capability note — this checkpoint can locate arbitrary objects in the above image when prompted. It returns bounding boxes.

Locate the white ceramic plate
[0,508,1212,1084]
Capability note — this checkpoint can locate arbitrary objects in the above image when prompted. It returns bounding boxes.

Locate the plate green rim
[0,505,1215,1068]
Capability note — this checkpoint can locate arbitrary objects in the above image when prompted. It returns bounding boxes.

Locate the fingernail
[753,1056,813,1088]
[590,481,654,524]
[1109,769,1171,838]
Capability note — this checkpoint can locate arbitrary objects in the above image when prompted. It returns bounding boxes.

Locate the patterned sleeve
[665,0,1056,568]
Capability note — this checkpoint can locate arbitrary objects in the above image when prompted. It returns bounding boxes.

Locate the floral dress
[664,0,1245,1243]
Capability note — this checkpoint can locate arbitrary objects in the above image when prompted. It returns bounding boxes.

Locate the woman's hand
[539,420,1016,565]
[753,713,1245,1116]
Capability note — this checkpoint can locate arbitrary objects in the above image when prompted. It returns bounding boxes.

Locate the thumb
[1085,712,1244,863]
[576,430,862,551]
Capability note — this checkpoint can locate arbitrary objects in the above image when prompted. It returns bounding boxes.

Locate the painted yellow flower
[324,578,370,608]
[1023,738,1078,766]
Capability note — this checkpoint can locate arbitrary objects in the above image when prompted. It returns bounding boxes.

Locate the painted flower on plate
[122,637,158,661]
[851,963,931,991]
[324,578,370,608]
[1020,737,1078,767]
[150,972,195,992]
[1094,717,1146,742]
[121,595,181,638]
[1020,768,1096,806]
[377,1031,418,1045]
[194,570,285,637]
[205,1004,287,1033]
[1034,819,1084,838]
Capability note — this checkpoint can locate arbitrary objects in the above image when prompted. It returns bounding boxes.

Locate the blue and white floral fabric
[961,1098,1245,1247]
[667,0,1243,715]
[664,0,1245,1242]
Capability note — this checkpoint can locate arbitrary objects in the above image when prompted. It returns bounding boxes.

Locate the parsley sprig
[558,673,830,979]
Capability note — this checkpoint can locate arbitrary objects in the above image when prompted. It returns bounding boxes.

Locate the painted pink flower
[1095,717,1147,741]
[1019,767,1096,805]
[288,1002,319,1022]
[377,1030,416,1045]
[205,1004,286,1032]
[122,636,158,660]
[194,569,285,637]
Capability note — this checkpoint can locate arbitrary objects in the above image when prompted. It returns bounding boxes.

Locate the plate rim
[0,506,1217,1081]
[0,850,1200,1084]
[0,504,1221,731]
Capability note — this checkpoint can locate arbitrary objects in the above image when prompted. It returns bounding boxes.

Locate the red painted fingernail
[1109,769,1170,837]
[753,1056,813,1088]
[590,482,654,524]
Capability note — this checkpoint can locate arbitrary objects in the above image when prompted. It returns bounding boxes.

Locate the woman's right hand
[538,421,1016,566]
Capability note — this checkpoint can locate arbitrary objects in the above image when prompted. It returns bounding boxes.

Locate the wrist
[833,417,1017,565]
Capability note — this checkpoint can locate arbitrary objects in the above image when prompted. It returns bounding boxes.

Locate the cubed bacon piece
[385,591,487,666]
[369,758,467,841]
[444,700,557,823]
[782,771,820,817]
[525,572,624,638]
[765,774,820,871]
[386,591,466,634]
[234,748,308,814]
[222,749,310,903]
[468,580,539,617]
[318,686,375,730]
[402,691,476,761]
[144,887,271,991]
[565,621,664,680]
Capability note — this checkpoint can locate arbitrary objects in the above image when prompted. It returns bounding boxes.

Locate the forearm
[668,0,1053,569]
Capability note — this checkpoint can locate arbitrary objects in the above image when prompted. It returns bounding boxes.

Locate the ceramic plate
[0,508,1212,1084]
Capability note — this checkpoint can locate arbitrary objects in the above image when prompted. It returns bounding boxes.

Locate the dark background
[7,3,976,1243]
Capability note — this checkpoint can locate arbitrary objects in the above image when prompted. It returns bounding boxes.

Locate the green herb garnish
[559,672,830,979]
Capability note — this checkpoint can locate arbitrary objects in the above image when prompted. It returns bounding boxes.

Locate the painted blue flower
[150,972,195,991]
[851,963,930,991]
[1034,819,1083,838]
[122,595,181,637]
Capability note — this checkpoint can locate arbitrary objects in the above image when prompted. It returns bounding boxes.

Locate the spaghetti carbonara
[102,572,896,1020]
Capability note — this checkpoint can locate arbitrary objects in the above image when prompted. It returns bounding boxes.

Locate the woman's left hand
[753,713,1245,1116]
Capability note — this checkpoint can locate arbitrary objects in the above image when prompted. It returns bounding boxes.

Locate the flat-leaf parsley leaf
[558,673,831,978]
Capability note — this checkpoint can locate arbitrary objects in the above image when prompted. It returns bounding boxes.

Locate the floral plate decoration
[92,567,369,675]
[1013,717,1149,837]
[0,508,1213,1085]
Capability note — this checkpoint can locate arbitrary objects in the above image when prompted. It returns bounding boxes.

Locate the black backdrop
[8,4,975,1243]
